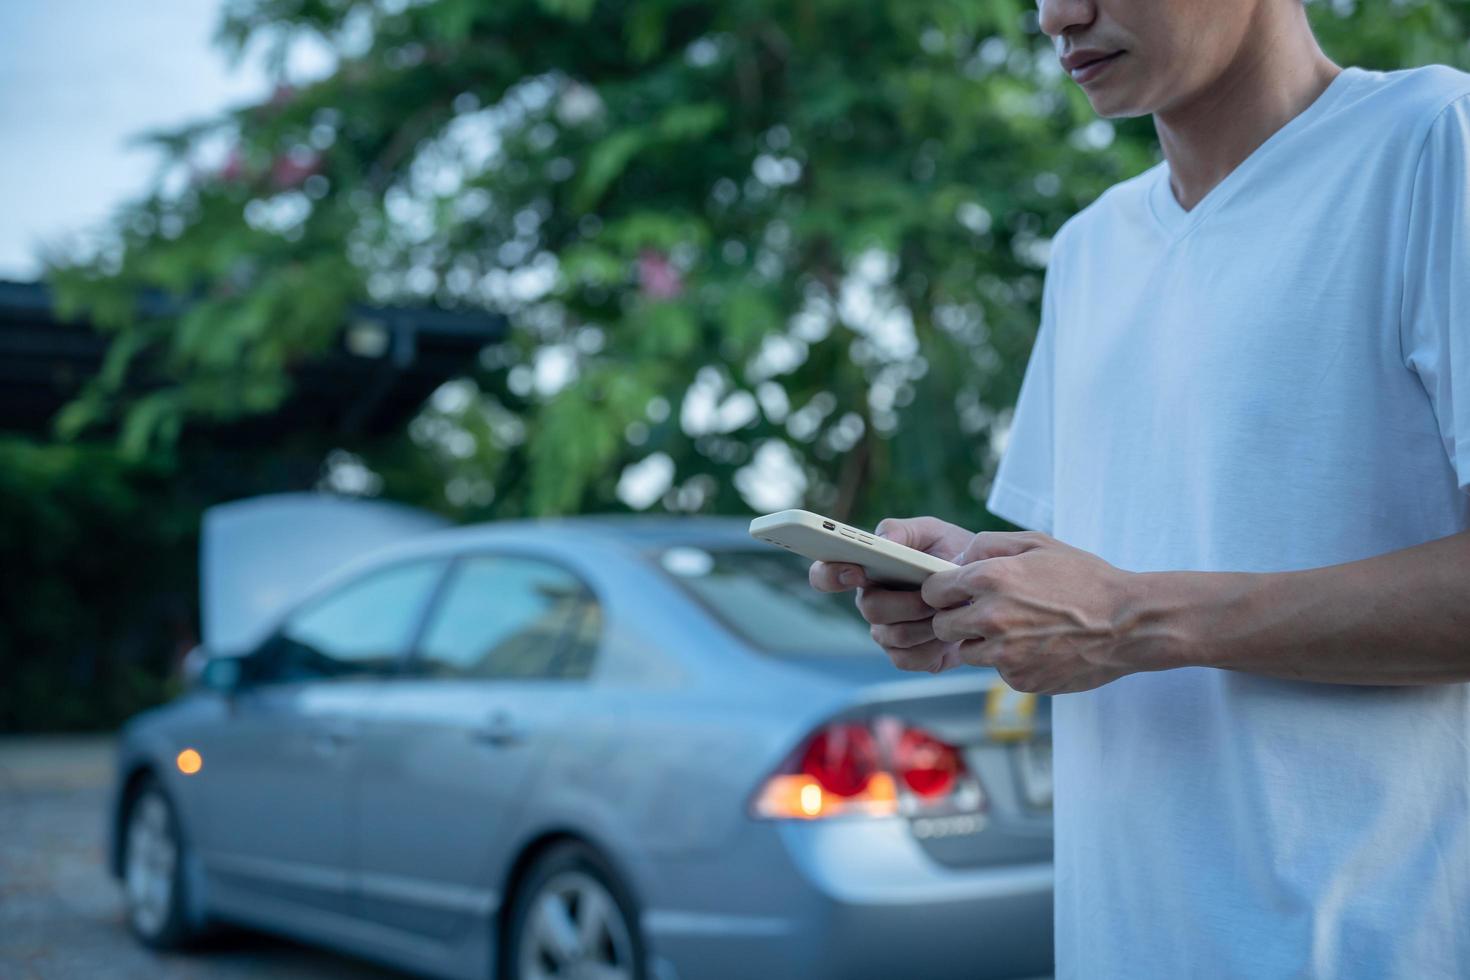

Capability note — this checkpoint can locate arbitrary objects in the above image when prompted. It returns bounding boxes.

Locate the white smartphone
[748,508,958,588]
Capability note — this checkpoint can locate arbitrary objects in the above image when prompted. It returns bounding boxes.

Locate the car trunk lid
[798,662,1054,867]
[201,493,449,654]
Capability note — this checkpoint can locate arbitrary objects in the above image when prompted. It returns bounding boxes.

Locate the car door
[354,553,601,939]
[191,559,447,917]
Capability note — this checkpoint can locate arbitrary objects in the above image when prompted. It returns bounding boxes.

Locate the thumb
[956,531,1043,565]
[874,516,956,556]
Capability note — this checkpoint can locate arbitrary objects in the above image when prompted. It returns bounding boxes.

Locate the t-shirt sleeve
[1402,92,1470,495]
[986,270,1057,533]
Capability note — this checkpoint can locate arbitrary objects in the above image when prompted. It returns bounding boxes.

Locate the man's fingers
[955,530,1045,565]
[882,639,958,674]
[870,618,938,650]
[875,515,963,560]
[810,560,872,593]
[931,603,990,644]
[956,638,997,668]
[920,565,980,610]
[855,587,934,626]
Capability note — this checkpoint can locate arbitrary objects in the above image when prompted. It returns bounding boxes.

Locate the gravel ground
[0,736,405,980]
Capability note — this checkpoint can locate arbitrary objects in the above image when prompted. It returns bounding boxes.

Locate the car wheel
[502,841,646,980]
[122,776,198,948]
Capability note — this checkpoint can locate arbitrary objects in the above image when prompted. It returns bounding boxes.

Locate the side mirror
[183,643,248,694]
[200,656,245,694]
[181,644,210,688]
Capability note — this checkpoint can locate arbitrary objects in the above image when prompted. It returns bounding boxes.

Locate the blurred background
[4,1,1470,978]
[7,0,1470,733]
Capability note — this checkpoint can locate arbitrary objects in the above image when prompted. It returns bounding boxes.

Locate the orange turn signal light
[752,771,897,820]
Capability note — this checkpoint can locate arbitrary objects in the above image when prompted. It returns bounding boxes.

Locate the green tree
[48,0,1470,529]
[0,438,198,730]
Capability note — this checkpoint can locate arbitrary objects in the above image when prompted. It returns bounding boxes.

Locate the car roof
[313,514,774,582]
[412,513,763,554]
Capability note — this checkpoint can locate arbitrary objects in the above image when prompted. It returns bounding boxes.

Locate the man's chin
[1084,92,1152,120]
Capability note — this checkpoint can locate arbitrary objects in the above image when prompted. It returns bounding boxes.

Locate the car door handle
[470,712,525,747]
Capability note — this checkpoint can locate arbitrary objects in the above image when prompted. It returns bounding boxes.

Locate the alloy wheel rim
[124,792,176,937]
[519,869,634,980]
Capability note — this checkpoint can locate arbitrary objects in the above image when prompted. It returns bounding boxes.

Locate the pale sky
[0,0,329,279]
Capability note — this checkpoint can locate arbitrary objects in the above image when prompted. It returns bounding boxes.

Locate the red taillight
[894,727,960,798]
[752,718,981,820]
[800,723,880,797]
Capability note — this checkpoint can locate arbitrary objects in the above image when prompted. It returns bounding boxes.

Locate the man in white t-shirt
[811,0,1470,976]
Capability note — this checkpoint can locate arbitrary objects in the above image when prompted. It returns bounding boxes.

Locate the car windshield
[653,545,878,655]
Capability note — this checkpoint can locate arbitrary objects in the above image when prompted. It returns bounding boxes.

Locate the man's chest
[1041,187,1449,569]
[1050,203,1410,449]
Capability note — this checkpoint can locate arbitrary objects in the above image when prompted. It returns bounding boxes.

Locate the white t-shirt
[987,65,1470,978]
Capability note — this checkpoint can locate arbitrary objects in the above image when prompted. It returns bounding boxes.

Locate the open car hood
[201,493,449,655]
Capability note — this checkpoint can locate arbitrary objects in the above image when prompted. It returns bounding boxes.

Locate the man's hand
[812,518,1150,692]
[822,518,1470,690]
[809,516,976,675]
[921,531,1143,694]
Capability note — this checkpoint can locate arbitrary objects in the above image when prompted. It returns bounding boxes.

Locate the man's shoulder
[1343,64,1470,134]
[1051,164,1164,260]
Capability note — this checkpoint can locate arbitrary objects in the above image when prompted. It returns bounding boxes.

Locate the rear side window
[415,555,599,681]
[655,546,875,654]
[254,560,445,683]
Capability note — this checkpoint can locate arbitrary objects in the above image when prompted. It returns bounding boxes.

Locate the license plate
[984,686,1038,741]
[1014,736,1053,809]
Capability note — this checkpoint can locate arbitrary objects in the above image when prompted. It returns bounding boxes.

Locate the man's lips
[1062,50,1125,83]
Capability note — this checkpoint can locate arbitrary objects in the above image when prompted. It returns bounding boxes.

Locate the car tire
[122,775,199,949]
[501,840,646,980]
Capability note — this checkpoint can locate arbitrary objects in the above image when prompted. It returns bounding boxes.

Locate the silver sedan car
[109,494,1053,980]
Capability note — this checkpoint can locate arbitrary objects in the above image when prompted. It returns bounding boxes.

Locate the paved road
[0,736,405,980]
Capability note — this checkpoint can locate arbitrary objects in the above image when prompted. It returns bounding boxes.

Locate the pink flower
[271,149,321,190]
[638,248,683,300]
[219,147,248,183]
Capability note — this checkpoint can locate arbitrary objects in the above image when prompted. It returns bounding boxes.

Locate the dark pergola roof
[0,280,507,445]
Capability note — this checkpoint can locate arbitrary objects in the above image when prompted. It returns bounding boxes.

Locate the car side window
[416,555,600,681]
[252,560,445,684]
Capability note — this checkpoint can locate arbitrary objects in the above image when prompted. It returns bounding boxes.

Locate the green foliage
[47,0,1470,533]
[0,439,199,731]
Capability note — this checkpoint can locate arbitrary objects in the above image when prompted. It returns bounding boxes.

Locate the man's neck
[1154,4,1340,212]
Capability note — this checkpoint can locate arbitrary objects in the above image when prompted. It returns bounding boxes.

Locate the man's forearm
[1123,530,1470,685]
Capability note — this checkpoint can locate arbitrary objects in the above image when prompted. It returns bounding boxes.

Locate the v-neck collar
[1147,66,1361,240]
